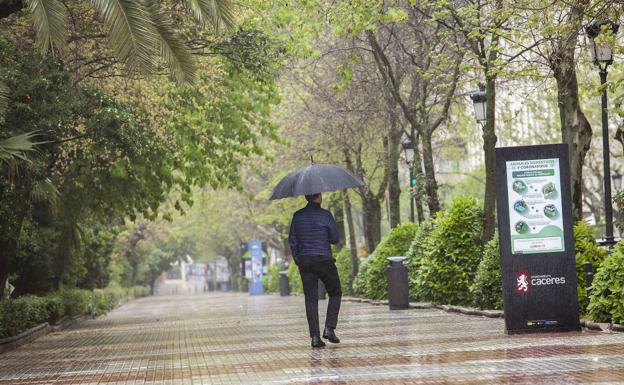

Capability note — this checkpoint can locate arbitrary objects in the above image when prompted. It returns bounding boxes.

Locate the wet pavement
[1,290,624,384]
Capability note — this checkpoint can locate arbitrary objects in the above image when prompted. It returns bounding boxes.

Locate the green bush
[470,232,503,310]
[128,286,150,298]
[0,296,48,339]
[59,288,92,316]
[264,264,284,293]
[287,262,303,294]
[413,196,484,305]
[587,242,624,324]
[574,221,608,314]
[356,222,419,300]
[0,285,151,339]
[406,220,433,301]
[42,293,65,324]
[352,255,371,297]
[335,248,353,295]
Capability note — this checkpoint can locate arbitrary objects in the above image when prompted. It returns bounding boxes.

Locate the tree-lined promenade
[3,291,624,385]
[2,0,624,344]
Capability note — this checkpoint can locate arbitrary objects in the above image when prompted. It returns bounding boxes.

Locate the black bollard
[387,256,409,310]
[318,279,326,300]
[279,271,290,296]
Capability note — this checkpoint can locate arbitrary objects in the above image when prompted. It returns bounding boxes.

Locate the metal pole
[409,166,415,223]
[600,68,615,247]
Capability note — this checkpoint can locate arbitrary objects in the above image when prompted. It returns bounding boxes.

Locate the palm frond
[0,131,39,163]
[184,0,236,32]
[32,177,60,207]
[145,1,197,84]
[0,81,8,115]
[24,0,67,55]
[90,0,159,74]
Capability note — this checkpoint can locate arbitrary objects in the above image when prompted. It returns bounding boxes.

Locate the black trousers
[299,259,342,337]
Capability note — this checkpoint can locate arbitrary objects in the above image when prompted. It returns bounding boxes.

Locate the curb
[580,319,624,333]
[0,323,50,354]
[51,315,91,332]
[280,293,622,331]
[342,297,504,318]
[0,313,93,355]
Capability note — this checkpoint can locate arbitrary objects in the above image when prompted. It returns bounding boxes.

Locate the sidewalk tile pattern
[2,291,624,384]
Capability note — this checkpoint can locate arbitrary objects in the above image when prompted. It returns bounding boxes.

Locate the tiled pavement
[2,291,624,385]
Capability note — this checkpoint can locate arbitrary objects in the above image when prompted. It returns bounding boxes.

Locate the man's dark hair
[305,193,321,202]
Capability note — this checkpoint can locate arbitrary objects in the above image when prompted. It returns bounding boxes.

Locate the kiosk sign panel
[248,240,264,295]
[495,144,580,334]
[506,158,565,254]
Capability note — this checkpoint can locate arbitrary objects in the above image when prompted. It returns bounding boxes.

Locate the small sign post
[495,144,580,334]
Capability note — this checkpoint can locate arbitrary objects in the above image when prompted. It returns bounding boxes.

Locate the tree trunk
[387,123,402,228]
[482,76,498,243]
[421,130,441,216]
[549,2,591,224]
[412,131,425,222]
[330,197,346,249]
[0,180,31,299]
[343,191,358,295]
[0,238,17,298]
[362,191,382,253]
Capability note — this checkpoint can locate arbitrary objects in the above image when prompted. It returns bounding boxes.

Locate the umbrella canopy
[270,163,364,200]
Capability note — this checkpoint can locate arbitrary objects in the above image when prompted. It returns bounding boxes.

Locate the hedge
[574,221,608,314]
[412,196,484,305]
[335,247,353,295]
[0,286,149,339]
[470,232,503,310]
[263,263,285,293]
[587,242,624,324]
[354,222,419,300]
[287,261,303,294]
[406,219,433,301]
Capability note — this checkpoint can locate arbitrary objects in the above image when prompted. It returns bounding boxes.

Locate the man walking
[289,192,342,348]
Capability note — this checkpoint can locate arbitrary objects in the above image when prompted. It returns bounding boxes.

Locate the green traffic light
[410,177,417,186]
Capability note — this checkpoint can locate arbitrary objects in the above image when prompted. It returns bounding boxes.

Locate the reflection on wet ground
[1,291,623,384]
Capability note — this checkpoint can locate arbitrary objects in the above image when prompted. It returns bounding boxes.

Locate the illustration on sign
[506,158,565,254]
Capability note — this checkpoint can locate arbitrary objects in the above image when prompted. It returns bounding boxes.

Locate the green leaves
[146,1,197,84]
[25,0,67,54]
[18,0,240,83]
[90,0,159,75]
[355,222,419,300]
[185,0,236,32]
[412,196,484,305]
[470,232,503,310]
[587,242,624,324]
[0,131,39,163]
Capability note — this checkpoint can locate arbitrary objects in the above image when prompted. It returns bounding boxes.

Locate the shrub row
[285,248,354,296]
[0,286,149,339]
[353,222,418,299]
[349,196,617,322]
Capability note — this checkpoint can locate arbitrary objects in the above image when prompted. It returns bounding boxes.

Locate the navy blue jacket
[288,202,340,264]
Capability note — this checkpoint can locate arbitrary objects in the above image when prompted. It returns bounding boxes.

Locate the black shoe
[311,335,326,348]
[323,326,340,343]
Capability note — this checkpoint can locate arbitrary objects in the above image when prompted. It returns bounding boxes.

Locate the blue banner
[248,240,264,295]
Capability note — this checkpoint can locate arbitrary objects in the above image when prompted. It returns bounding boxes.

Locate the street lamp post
[470,84,487,126]
[402,137,415,223]
[586,20,619,247]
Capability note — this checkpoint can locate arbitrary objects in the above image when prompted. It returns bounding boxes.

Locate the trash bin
[318,279,326,300]
[279,271,290,296]
[387,256,409,310]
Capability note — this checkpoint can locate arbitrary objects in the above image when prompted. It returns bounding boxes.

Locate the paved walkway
[2,291,624,385]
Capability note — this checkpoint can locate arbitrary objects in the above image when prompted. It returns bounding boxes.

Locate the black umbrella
[270,163,364,200]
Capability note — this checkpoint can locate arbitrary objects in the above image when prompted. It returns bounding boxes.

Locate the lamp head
[586,20,619,66]
[470,83,487,123]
